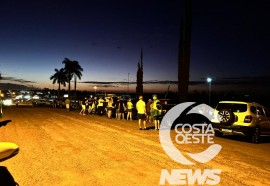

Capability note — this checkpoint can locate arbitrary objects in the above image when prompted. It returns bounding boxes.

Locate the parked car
[14,99,35,107]
[70,100,80,109]
[34,99,53,107]
[211,101,270,143]
[55,99,65,108]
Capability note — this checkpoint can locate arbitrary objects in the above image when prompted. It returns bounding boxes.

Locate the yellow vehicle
[212,101,270,143]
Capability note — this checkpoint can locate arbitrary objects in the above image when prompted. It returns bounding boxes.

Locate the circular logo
[159,102,222,165]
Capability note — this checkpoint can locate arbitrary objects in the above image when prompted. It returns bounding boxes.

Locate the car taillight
[244,115,252,123]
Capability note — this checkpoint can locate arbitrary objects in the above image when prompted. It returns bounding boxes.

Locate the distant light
[64,94,68,98]
[3,99,13,106]
[33,95,40,99]
[24,95,31,99]
[15,95,23,99]
[207,77,212,83]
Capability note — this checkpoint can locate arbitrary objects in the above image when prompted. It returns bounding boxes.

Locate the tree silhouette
[136,49,143,97]
[50,68,67,99]
[178,0,192,102]
[62,58,83,99]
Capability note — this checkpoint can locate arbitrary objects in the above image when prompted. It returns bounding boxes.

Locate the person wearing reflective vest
[127,98,133,120]
[98,97,104,116]
[136,95,147,130]
[152,94,161,130]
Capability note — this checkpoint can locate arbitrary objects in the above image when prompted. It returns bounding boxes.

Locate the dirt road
[0,107,269,186]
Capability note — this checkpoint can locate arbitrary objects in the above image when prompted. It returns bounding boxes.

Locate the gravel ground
[0,107,269,186]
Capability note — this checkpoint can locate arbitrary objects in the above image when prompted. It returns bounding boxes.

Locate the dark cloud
[80,81,132,85]
[80,76,270,87]
[201,76,270,86]
[0,83,32,90]
[2,76,36,84]
[94,84,118,88]
[0,76,36,90]
[1,77,15,81]
[81,80,198,85]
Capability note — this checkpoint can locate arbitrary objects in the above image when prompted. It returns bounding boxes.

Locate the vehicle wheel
[218,109,235,125]
[251,127,260,143]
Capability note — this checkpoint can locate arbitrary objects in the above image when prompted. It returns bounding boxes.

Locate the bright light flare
[3,99,13,106]
[207,77,212,83]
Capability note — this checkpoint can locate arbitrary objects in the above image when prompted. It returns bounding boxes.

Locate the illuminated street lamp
[94,86,97,95]
[207,77,212,105]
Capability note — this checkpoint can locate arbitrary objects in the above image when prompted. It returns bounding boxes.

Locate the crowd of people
[64,94,163,130]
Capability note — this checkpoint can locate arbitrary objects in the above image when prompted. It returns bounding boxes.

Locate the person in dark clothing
[91,97,98,115]
[118,97,126,120]
[146,99,153,122]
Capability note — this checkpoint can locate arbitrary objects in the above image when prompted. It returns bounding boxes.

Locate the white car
[15,99,35,107]
[212,101,270,143]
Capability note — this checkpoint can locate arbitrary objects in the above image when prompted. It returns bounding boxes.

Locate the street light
[94,86,97,95]
[207,77,212,105]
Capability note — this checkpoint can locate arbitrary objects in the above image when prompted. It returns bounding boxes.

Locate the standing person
[155,100,162,130]
[65,97,70,111]
[115,97,120,119]
[111,97,117,118]
[152,94,161,130]
[87,98,93,114]
[98,97,104,116]
[85,97,89,114]
[146,99,153,122]
[92,97,98,115]
[107,97,113,118]
[136,95,146,130]
[79,97,87,115]
[52,99,57,108]
[118,97,126,120]
[126,98,133,120]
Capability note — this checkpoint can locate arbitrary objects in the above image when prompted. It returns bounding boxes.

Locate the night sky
[0,0,270,95]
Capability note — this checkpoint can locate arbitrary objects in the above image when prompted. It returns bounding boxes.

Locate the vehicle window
[257,107,265,116]
[216,103,247,112]
[250,106,256,114]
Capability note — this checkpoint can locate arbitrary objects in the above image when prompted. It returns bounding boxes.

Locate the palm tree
[62,58,83,99]
[50,68,67,99]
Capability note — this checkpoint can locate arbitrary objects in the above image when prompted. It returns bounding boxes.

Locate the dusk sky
[1,0,270,94]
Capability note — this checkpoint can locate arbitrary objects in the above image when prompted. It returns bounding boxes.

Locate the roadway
[0,107,269,185]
